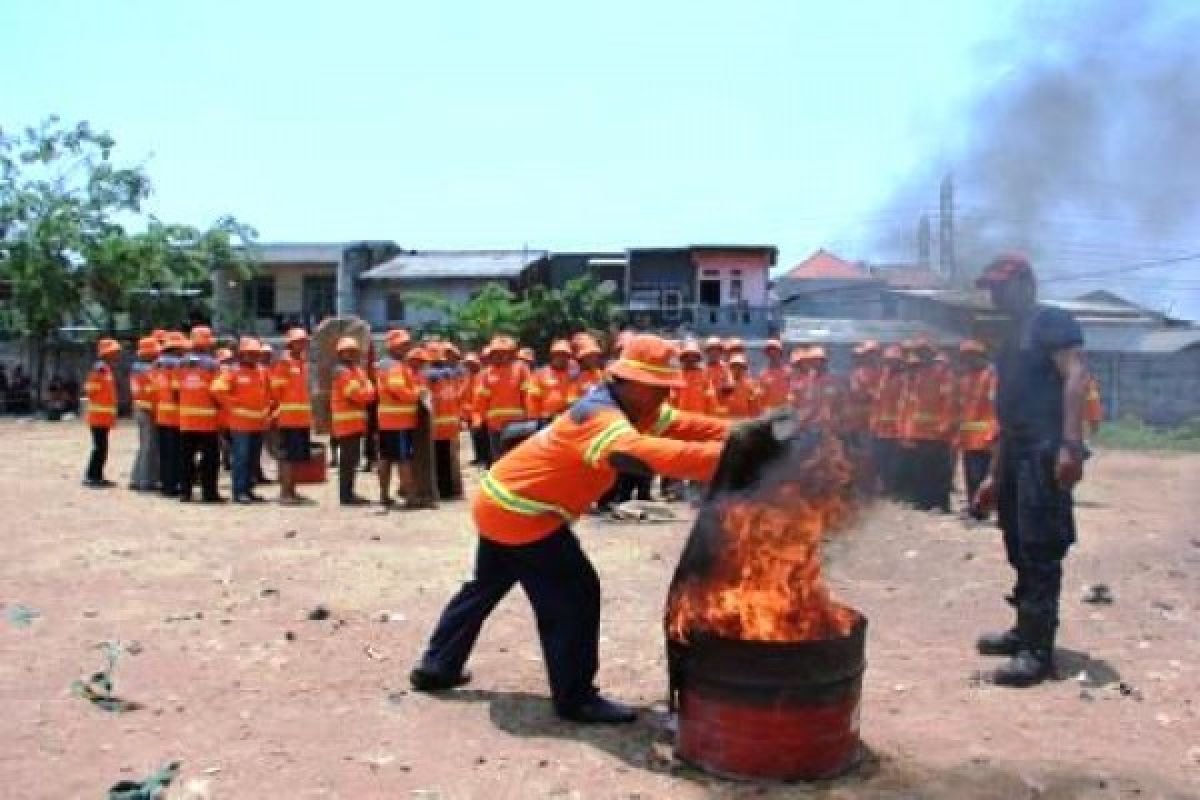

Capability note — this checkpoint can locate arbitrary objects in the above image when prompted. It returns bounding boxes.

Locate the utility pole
[939,173,956,284]
[917,214,931,268]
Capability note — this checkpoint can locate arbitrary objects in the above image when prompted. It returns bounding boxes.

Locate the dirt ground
[0,418,1197,799]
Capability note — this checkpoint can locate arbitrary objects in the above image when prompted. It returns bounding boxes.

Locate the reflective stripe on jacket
[85,362,118,428]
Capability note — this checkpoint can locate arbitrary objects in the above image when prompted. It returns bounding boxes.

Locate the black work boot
[991,647,1053,687]
[409,666,471,692]
[558,695,637,725]
[976,627,1022,657]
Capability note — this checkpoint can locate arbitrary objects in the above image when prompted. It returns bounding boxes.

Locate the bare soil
[0,418,1197,799]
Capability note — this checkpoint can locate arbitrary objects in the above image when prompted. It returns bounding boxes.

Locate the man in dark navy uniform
[972,253,1089,687]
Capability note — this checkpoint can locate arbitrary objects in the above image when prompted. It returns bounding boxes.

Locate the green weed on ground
[1093,417,1200,452]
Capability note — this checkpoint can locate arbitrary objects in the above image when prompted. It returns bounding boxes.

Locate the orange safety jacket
[85,361,118,429]
[525,365,574,421]
[705,362,732,415]
[757,365,791,411]
[177,354,221,433]
[475,361,530,432]
[215,362,232,431]
[212,362,272,433]
[844,366,882,433]
[431,372,464,441]
[723,375,763,420]
[568,367,605,403]
[375,357,420,431]
[901,364,956,442]
[671,367,716,415]
[331,364,376,437]
[792,371,841,427]
[152,356,181,427]
[957,365,998,452]
[1085,376,1103,431]
[461,372,483,429]
[270,354,312,429]
[474,386,729,546]
[871,368,906,440]
[129,362,157,416]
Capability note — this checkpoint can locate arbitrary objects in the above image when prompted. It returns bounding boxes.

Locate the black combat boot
[976,627,1022,657]
[991,613,1055,687]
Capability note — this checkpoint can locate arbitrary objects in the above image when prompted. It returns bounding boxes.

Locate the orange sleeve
[649,404,731,441]
[606,431,724,482]
[524,371,543,419]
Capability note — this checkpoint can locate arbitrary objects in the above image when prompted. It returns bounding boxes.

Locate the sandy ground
[0,417,1197,799]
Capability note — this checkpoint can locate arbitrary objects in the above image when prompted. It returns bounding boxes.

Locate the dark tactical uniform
[993,305,1083,662]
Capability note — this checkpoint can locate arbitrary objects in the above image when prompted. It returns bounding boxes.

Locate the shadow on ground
[426,688,1190,798]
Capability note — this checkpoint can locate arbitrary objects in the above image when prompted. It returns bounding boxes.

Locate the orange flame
[666,433,858,643]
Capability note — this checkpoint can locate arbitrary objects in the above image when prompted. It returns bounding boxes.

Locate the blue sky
[4,1,1197,316]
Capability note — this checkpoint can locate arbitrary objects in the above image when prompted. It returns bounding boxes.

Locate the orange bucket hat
[151,328,168,344]
[607,334,685,389]
[959,339,987,355]
[285,327,309,344]
[680,340,702,359]
[386,329,411,349]
[729,353,749,367]
[136,337,159,358]
[764,338,783,353]
[165,331,188,351]
[336,336,361,354]
[703,336,724,352]
[97,338,122,358]
[883,344,903,361]
[549,339,572,357]
[406,347,431,363]
[724,337,746,353]
[215,347,234,362]
[489,335,517,352]
[237,336,259,355]
[190,326,214,348]
[976,252,1034,288]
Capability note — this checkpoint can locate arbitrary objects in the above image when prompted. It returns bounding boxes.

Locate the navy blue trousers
[419,526,601,713]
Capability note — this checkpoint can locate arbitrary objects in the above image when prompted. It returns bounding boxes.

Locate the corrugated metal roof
[360,250,548,281]
[1082,325,1200,353]
[253,242,348,264]
[782,317,957,345]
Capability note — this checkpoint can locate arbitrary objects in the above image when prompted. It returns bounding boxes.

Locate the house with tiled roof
[776,249,885,318]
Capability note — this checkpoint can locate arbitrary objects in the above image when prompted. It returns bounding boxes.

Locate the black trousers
[180,431,220,500]
[962,449,993,507]
[158,426,181,495]
[419,527,601,713]
[997,442,1075,651]
[908,440,952,511]
[334,434,362,501]
[470,427,491,465]
[873,437,896,496]
[86,426,109,482]
[434,439,461,499]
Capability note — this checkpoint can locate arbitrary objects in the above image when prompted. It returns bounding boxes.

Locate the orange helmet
[489,335,517,353]
[237,336,259,355]
[165,331,189,351]
[549,339,572,357]
[606,334,685,389]
[136,336,160,359]
[336,336,361,354]
[190,326,214,349]
[285,327,309,344]
[729,353,749,367]
[703,336,724,352]
[97,338,122,358]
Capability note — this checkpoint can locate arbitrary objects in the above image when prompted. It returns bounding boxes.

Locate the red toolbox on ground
[294,441,328,484]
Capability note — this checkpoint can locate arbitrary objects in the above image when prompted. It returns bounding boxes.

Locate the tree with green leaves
[407,275,616,355]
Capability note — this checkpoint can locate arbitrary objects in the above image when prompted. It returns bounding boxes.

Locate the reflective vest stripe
[480,473,572,520]
[88,404,116,414]
[333,411,366,422]
[652,405,678,436]
[485,407,524,418]
[135,400,154,411]
[277,403,310,413]
[584,420,635,467]
[157,402,179,411]
[960,421,991,432]
[231,408,268,419]
[180,407,218,416]
[378,403,417,413]
[434,416,460,425]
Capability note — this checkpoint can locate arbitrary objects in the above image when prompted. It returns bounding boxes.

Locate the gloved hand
[709,409,799,496]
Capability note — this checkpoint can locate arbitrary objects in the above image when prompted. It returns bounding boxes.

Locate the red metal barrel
[669,614,866,781]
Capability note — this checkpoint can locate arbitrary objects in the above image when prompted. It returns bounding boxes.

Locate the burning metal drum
[668,613,867,781]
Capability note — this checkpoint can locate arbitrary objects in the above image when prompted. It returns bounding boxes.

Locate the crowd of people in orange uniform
[83,325,1102,513]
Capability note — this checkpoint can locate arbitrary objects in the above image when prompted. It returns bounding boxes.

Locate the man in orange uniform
[957,339,998,513]
[332,336,376,506]
[429,343,466,499]
[461,352,488,466]
[517,347,537,371]
[178,326,223,503]
[129,336,161,491]
[899,340,957,511]
[788,347,814,418]
[375,329,420,508]
[525,339,574,425]
[411,335,730,724]
[83,337,122,488]
[568,335,605,403]
[153,332,186,496]
[271,327,314,506]
[1084,375,1103,436]
[703,336,731,415]
[474,335,530,460]
[843,341,882,490]
[757,339,790,411]
[792,347,841,428]
[723,353,762,420]
[212,337,272,504]
[670,341,716,415]
[870,345,906,495]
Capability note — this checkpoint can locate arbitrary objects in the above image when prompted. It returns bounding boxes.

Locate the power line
[1039,252,1200,283]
